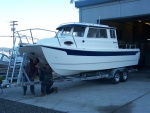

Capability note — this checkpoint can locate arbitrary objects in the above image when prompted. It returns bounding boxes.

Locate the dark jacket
[25,60,38,80]
[40,67,53,85]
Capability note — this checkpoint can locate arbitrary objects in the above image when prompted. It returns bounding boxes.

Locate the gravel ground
[0,98,66,113]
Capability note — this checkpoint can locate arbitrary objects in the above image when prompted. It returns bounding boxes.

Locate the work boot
[40,92,46,97]
[31,91,35,95]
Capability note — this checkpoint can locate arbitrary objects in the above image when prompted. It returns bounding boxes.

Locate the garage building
[75,0,150,67]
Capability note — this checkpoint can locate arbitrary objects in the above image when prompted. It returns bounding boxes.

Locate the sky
[0,0,79,48]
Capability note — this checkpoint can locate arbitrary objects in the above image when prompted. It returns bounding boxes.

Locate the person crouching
[39,64,58,96]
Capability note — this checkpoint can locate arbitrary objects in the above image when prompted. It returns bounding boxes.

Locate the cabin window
[61,27,72,36]
[87,28,97,38]
[110,29,116,38]
[87,28,107,38]
[72,27,85,37]
[99,29,107,38]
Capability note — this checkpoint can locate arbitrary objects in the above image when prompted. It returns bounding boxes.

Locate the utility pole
[10,21,18,49]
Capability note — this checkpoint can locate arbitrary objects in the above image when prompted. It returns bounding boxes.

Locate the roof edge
[75,0,116,8]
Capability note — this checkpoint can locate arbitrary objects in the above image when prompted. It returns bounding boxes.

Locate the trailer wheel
[112,70,121,84]
[120,69,128,82]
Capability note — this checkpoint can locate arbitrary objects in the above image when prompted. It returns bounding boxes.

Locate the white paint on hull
[42,46,140,75]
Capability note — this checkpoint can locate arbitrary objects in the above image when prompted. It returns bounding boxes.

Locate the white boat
[17,23,140,76]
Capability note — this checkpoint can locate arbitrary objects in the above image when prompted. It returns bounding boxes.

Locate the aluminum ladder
[4,52,30,87]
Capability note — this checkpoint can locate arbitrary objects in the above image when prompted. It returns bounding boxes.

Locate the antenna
[99,16,100,24]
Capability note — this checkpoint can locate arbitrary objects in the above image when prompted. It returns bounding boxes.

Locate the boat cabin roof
[56,22,115,30]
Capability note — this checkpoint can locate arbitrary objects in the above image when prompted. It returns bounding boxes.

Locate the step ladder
[16,53,31,85]
[3,51,31,87]
[6,52,20,83]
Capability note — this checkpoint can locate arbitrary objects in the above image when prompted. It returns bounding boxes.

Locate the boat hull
[19,45,48,68]
[41,45,140,75]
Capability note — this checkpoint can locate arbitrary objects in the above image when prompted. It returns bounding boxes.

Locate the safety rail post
[55,34,61,46]
[29,29,34,44]
[72,35,77,47]
[15,32,21,45]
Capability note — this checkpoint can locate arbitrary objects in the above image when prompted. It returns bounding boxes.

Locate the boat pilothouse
[55,23,118,49]
[18,22,140,78]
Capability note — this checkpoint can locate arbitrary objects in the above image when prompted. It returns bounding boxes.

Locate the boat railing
[15,28,57,46]
[71,35,77,47]
[119,44,137,49]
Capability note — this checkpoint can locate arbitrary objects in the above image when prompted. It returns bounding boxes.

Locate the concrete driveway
[0,68,150,113]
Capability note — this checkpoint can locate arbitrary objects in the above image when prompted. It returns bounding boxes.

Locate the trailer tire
[112,70,121,84]
[120,69,128,82]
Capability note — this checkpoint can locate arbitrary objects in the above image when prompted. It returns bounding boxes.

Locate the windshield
[61,27,72,36]
[56,26,86,38]
[55,27,72,38]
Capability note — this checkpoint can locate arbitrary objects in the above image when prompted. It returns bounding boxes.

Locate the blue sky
[0,0,79,48]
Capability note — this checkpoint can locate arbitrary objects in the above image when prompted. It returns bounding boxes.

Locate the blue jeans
[23,74,34,95]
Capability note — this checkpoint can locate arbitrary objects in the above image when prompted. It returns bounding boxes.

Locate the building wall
[78,0,150,23]
[76,0,150,66]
